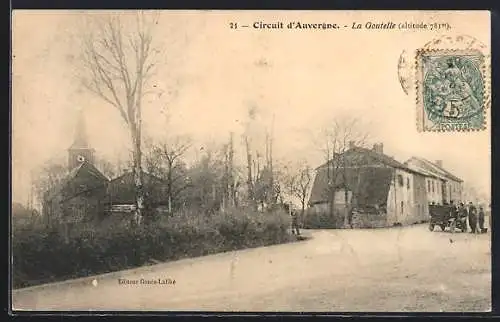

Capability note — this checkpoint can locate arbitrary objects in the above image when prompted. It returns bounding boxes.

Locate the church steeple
[68,109,95,171]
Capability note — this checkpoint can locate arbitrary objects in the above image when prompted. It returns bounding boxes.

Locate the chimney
[435,160,443,168]
[349,141,355,149]
[373,143,384,154]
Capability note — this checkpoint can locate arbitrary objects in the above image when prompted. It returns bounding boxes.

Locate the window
[432,181,435,193]
[406,178,410,189]
[397,174,404,187]
[427,180,431,192]
[400,201,404,214]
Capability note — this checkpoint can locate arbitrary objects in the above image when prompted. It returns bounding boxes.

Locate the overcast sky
[12,10,491,205]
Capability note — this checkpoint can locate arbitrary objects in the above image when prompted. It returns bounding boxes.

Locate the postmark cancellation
[415,49,487,132]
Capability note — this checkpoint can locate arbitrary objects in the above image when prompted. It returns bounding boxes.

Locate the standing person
[449,201,457,233]
[458,202,468,232]
[478,206,486,233]
[468,202,478,234]
[291,208,300,236]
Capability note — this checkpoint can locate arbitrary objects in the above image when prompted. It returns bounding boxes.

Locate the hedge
[12,208,293,289]
[302,209,344,229]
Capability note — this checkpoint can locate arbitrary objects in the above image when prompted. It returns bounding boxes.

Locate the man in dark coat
[458,202,468,231]
[449,201,458,232]
[468,202,478,233]
[478,206,486,233]
[449,201,458,220]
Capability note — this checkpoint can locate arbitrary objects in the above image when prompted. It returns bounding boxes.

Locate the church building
[42,109,171,228]
[42,110,109,226]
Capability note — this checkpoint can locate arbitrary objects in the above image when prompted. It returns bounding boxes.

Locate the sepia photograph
[11,10,491,312]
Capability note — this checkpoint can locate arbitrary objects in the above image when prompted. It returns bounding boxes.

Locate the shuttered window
[397,175,404,186]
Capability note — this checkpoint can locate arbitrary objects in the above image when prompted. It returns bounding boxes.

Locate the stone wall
[351,211,388,228]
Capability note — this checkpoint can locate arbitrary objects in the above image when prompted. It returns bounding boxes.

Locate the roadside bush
[12,207,293,289]
[302,209,343,229]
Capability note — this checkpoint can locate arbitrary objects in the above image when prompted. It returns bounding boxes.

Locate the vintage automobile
[428,204,467,233]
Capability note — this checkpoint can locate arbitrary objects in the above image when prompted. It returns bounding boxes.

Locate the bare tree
[186,144,227,214]
[32,160,67,224]
[220,132,237,212]
[272,160,291,206]
[264,114,276,208]
[145,136,191,214]
[95,156,118,179]
[79,12,160,225]
[286,161,313,219]
[242,105,277,211]
[243,106,257,210]
[319,116,369,228]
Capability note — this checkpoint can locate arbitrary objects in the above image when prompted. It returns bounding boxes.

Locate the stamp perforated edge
[415,48,488,133]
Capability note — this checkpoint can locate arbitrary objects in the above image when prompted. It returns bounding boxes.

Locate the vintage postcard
[11,10,491,312]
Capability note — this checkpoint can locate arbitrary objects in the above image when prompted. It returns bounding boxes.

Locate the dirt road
[12,224,491,312]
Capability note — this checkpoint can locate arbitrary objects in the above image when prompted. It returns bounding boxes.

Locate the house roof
[407,157,463,182]
[308,166,394,206]
[45,161,109,201]
[403,161,440,179]
[108,170,165,184]
[316,147,413,172]
[107,170,168,205]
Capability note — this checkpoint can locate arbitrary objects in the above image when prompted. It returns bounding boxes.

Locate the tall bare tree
[243,105,259,210]
[220,132,237,211]
[31,160,68,225]
[264,114,276,207]
[79,12,160,225]
[320,116,369,228]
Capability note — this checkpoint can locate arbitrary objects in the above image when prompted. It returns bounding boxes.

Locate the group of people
[448,200,487,234]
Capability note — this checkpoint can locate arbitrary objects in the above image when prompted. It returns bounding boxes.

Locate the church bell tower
[67,109,95,171]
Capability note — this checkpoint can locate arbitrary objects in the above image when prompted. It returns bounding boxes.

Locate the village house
[106,170,171,214]
[405,157,463,205]
[42,110,170,230]
[307,142,429,228]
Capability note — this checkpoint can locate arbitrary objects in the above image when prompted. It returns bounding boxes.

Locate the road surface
[12,224,491,312]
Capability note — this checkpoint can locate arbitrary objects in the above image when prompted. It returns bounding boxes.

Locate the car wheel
[429,224,435,231]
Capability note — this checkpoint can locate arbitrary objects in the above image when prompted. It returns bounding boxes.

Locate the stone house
[405,157,463,205]
[308,142,430,228]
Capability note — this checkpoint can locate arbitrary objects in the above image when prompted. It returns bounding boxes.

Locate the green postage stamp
[416,49,486,132]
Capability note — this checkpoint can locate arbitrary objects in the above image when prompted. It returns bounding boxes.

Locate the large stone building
[307,142,465,228]
[308,142,430,228]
